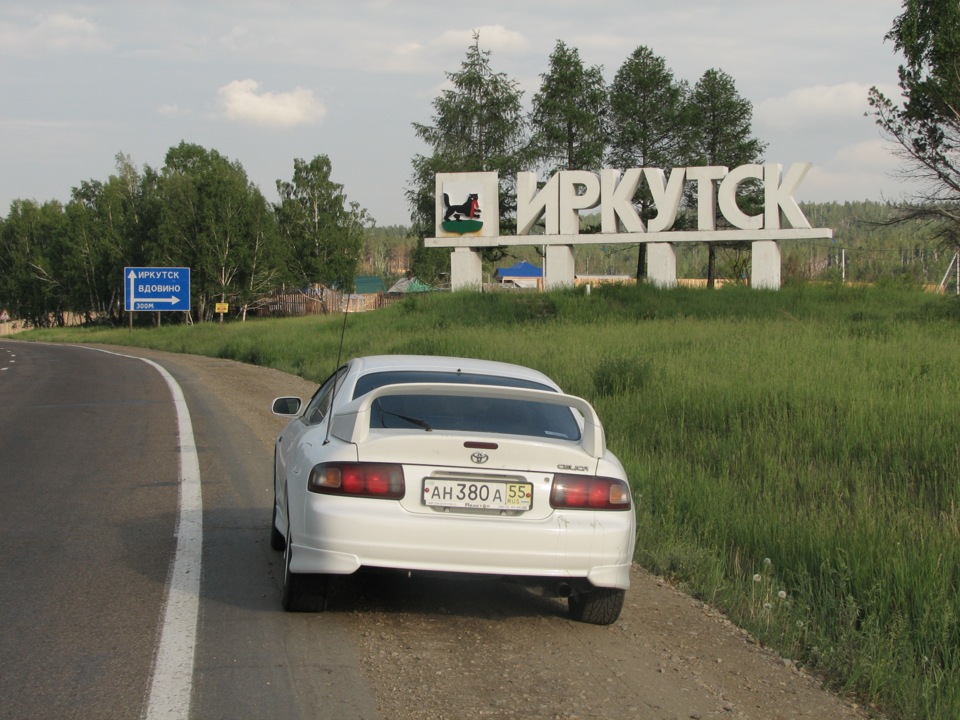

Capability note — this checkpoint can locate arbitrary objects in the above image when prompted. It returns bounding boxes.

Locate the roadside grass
[25,282,960,719]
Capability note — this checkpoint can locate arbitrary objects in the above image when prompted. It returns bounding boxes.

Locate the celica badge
[470,451,489,464]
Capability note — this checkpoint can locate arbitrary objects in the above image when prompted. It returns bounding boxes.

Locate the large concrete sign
[426,164,833,290]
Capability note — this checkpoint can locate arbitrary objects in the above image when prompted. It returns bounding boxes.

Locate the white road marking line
[139,356,202,720]
[83,347,201,720]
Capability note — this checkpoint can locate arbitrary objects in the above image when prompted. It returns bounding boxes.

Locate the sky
[1,1,913,228]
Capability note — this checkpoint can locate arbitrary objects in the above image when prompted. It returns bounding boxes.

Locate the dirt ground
[111,346,872,720]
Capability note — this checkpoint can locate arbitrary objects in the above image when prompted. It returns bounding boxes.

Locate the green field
[27,282,960,720]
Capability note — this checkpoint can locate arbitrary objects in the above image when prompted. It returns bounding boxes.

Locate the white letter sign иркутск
[428,163,831,290]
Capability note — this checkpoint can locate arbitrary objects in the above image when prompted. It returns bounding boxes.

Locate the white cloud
[795,139,917,203]
[0,12,109,55]
[459,25,528,53]
[755,83,898,134]
[158,103,192,119]
[216,80,326,127]
[383,24,528,74]
[831,138,900,174]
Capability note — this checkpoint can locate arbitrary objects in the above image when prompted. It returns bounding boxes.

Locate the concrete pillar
[647,243,677,288]
[545,245,575,288]
[450,248,483,290]
[751,240,781,289]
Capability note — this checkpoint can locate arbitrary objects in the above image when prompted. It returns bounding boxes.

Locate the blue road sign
[124,267,191,312]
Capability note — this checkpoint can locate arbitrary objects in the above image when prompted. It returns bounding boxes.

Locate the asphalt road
[0,342,378,720]
[0,342,177,719]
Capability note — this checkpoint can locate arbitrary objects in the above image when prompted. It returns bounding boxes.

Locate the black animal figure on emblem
[443,193,481,221]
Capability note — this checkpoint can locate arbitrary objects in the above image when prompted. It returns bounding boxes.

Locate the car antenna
[323,291,351,445]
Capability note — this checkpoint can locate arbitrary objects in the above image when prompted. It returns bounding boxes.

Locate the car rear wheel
[281,517,328,612]
[567,587,625,625]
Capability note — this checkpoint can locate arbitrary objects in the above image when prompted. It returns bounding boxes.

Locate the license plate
[422,479,532,511]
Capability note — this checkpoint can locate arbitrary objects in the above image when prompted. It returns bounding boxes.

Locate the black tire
[270,483,285,551]
[281,517,328,613]
[567,587,625,625]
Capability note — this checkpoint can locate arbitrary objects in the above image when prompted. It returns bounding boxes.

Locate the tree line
[0,146,370,326]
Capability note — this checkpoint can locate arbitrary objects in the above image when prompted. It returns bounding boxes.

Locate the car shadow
[122,506,571,621]
[324,569,570,621]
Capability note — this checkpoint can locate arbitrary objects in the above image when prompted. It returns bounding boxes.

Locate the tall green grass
[27,283,960,719]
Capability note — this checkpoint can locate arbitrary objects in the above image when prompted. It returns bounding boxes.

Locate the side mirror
[271,397,302,416]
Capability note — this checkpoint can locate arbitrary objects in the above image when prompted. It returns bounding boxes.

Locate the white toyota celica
[271,355,636,625]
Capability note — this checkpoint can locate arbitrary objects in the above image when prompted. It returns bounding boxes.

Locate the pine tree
[407,32,528,284]
[529,40,608,174]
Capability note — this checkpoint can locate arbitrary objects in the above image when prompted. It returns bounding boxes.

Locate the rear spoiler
[331,382,606,459]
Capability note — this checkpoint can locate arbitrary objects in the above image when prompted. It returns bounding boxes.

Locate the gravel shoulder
[101,346,870,720]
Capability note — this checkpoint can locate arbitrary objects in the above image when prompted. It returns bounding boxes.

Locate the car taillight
[308,463,405,499]
[550,474,631,510]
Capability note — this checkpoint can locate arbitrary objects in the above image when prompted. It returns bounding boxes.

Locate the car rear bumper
[290,495,635,589]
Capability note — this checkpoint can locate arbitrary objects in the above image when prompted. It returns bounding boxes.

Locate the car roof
[347,355,560,389]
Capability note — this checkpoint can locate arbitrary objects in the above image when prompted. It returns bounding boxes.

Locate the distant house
[387,275,434,294]
[494,260,543,289]
[334,276,382,312]
[353,276,386,295]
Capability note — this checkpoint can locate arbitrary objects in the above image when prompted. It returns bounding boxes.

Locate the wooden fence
[257,287,399,317]
[257,288,331,317]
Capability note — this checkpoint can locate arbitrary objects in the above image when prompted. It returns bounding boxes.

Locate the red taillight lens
[550,474,631,510]
[308,463,405,499]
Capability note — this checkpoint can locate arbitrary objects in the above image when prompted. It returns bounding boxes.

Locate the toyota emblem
[470,451,489,464]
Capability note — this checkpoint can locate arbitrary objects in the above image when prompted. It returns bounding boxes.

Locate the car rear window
[353,371,582,441]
